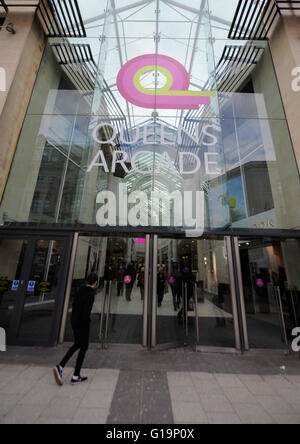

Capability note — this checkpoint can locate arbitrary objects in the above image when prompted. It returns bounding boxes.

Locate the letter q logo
[117,54,216,110]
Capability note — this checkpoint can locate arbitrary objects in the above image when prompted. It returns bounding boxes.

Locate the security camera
[6,23,16,34]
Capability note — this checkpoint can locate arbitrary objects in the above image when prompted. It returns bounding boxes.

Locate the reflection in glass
[18,240,65,342]
[0,240,27,332]
[156,238,235,347]
[65,236,146,345]
[240,238,300,349]
[1,4,300,235]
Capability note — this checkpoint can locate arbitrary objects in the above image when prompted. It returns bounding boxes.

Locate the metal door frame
[5,239,35,343]
[2,229,300,350]
[151,235,245,352]
[228,237,249,352]
[60,233,152,349]
[0,232,73,346]
[233,235,295,352]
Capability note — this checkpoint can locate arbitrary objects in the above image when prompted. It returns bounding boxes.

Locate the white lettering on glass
[96,184,205,238]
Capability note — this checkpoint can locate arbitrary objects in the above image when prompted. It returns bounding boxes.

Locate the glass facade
[1,0,300,235]
[0,1,300,350]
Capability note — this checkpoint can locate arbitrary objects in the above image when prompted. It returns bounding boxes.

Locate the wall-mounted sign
[11,280,19,292]
[0,280,9,292]
[136,238,146,244]
[38,281,52,293]
[253,220,275,229]
[27,281,36,292]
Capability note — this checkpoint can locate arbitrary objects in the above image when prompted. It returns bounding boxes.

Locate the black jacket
[157,273,166,293]
[71,286,95,330]
[125,266,136,287]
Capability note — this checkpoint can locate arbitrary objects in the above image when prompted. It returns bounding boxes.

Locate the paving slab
[172,400,208,424]
[272,414,300,425]
[40,396,82,420]
[232,403,275,424]
[198,393,235,414]
[207,412,242,425]
[0,394,23,416]
[256,395,296,415]
[72,408,108,425]
[222,387,258,404]
[3,404,46,425]
[0,346,299,424]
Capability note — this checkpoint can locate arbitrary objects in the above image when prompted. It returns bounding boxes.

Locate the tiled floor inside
[91,285,232,318]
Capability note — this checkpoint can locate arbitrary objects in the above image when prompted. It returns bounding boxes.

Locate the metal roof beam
[83,0,154,25]
[161,0,202,15]
[210,14,234,27]
[161,0,233,26]
[110,0,132,128]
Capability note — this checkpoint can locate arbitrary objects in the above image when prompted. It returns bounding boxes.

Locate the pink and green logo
[117,54,216,110]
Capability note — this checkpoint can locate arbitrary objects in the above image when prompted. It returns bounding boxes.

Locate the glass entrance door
[154,237,238,349]
[63,234,244,351]
[65,235,149,346]
[239,238,300,349]
[0,238,29,337]
[0,236,70,346]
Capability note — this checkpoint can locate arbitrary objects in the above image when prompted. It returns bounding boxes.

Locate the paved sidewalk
[0,365,300,424]
[0,365,119,424]
[0,347,300,424]
[168,372,300,424]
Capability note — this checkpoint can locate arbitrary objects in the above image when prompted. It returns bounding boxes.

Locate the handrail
[194,282,199,345]
[274,285,289,348]
[98,280,112,350]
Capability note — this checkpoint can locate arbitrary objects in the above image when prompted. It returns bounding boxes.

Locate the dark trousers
[158,291,164,306]
[171,286,181,309]
[117,283,124,297]
[60,326,90,377]
[140,285,145,300]
[126,285,133,301]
